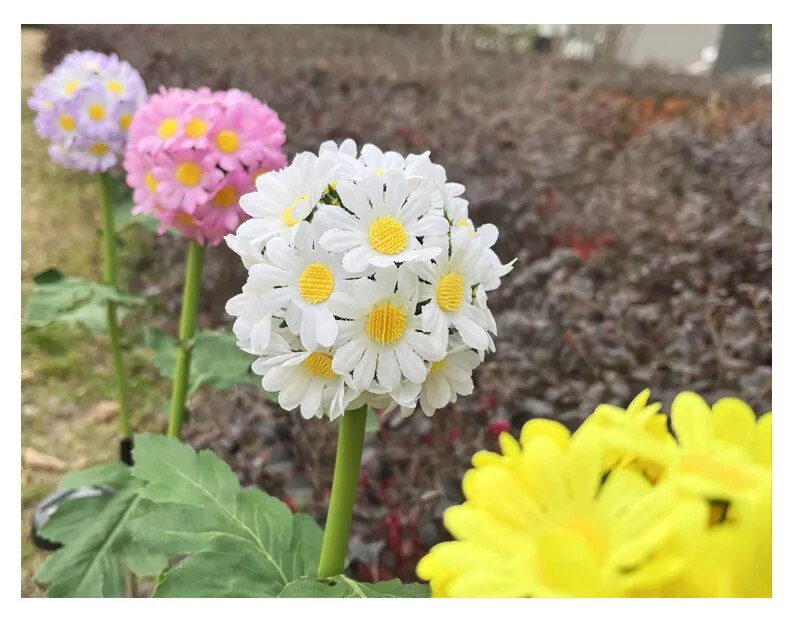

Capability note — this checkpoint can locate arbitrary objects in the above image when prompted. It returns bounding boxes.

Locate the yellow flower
[651,480,771,597]
[650,393,772,597]
[416,419,701,597]
[576,389,674,480]
[666,392,770,501]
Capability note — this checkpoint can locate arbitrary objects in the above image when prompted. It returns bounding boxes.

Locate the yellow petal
[448,569,532,598]
[671,392,714,451]
[498,431,522,459]
[626,389,652,416]
[520,418,570,450]
[567,436,605,503]
[755,413,771,467]
[471,450,503,469]
[711,397,756,453]
[536,527,610,596]
[443,505,523,553]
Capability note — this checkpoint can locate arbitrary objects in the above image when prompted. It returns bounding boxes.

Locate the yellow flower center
[176,162,201,187]
[185,118,207,139]
[375,167,384,176]
[58,115,75,132]
[429,359,446,375]
[106,80,123,94]
[88,104,106,121]
[216,129,240,153]
[436,272,464,312]
[119,113,133,131]
[145,172,158,193]
[366,303,407,346]
[176,213,195,227]
[303,352,336,381]
[64,80,80,95]
[368,216,408,255]
[213,186,238,208]
[158,118,178,139]
[90,142,110,156]
[298,263,334,304]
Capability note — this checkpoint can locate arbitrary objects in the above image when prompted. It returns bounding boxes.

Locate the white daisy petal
[376,349,400,391]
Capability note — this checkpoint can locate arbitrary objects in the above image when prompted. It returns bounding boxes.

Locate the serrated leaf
[35,480,145,597]
[145,327,259,396]
[24,270,144,334]
[121,543,169,578]
[129,435,324,597]
[279,576,430,598]
[59,461,132,492]
[34,463,167,597]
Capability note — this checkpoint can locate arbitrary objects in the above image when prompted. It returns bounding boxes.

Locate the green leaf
[33,267,64,285]
[121,543,169,578]
[35,479,146,597]
[24,269,145,334]
[129,435,324,597]
[59,461,132,492]
[280,576,430,598]
[145,327,259,396]
[34,463,167,597]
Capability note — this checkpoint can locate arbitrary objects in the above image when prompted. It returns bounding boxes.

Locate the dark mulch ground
[43,25,772,583]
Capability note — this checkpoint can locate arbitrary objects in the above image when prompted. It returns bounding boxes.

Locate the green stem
[166,240,205,438]
[318,406,368,578]
[98,172,131,439]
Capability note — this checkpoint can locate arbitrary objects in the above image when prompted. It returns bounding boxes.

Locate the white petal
[279,370,312,410]
[425,374,452,410]
[394,343,427,383]
[327,291,366,319]
[260,365,290,391]
[405,330,446,361]
[265,236,299,271]
[376,349,401,390]
[336,180,371,219]
[320,228,362,252]
[314,308,339,347]
[454,314,490,351]
[411,215,449,237]
[332,337,366,373]
[342,245,374,273]
[299,381,324,418]
[316,205,359,230]
[248,263,290,288]
[354,348,377,390]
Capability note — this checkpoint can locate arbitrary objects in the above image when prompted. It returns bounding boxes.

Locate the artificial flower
[124,86,286,245]
[417,419,700,597]
[225,140,513,418]
[28,50,146,173]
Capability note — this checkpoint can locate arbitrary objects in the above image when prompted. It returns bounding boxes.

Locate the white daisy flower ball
[225,140,514,420]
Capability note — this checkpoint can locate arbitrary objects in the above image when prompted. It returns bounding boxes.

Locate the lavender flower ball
[28,50,147,173]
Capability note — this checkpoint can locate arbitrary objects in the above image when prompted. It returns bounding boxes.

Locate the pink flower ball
[123,86,287,246]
